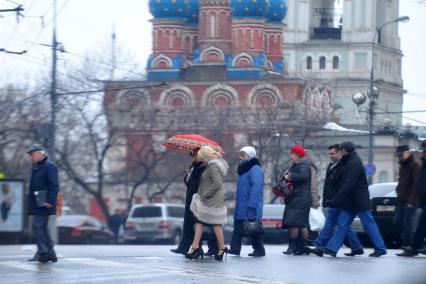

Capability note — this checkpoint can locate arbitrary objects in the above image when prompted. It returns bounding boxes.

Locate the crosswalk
[0,257,286,284]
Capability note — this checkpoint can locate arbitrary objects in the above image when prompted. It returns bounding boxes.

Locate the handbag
[271,180,293,201]
[242,219,264,236]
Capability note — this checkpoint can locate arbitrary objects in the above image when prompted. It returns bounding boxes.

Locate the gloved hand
[246,208,256,220]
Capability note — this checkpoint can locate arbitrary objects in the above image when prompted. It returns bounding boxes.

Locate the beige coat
[190,158,229,224]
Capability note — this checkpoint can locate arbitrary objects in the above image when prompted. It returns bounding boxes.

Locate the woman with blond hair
[187,146,229,261]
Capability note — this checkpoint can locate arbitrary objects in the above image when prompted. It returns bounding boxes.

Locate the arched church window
[333,56,339,69]
[319,56,326,70]
[306,56,312,70]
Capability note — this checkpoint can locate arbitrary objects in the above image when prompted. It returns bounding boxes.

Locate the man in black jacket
[393,145,420,248]
[27,144,59,263]
[313,144,364,256]
[320,141,387,257]
[398,140,426,257]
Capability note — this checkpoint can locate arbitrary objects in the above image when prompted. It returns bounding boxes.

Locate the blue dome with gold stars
[264,0,287,23]
[184,0,199,23]
[231,0,266,18]
[149,0,186,19]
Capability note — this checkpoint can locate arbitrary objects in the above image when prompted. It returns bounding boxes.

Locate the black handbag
[242,219,264,236]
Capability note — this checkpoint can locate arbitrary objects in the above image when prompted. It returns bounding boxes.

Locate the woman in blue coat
[228,146,265,257]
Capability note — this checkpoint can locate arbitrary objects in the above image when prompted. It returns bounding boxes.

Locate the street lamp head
[396,16,410,23]
[368,85,380,99]
[352,92,367,106]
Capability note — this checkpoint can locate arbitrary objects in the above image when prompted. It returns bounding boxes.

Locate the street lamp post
[366,15,409,185]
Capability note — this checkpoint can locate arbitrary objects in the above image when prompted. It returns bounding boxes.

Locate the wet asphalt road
[0,245,425,284]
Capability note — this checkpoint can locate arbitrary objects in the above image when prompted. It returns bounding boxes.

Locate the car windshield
[132,206,162,218]
[57,216,85,226]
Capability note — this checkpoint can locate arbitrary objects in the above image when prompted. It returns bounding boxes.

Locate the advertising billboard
[0,180,24,232]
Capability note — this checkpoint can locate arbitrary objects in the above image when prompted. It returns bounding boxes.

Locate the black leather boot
[293,238,310,255]
[283,238,297,255]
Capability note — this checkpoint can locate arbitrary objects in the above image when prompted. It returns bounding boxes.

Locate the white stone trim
[200,46,226,62]
[247,83,282,106]
[201,84,239,106]
[159,84,195,107]
[151,54,173,69]
[232,52,254,67]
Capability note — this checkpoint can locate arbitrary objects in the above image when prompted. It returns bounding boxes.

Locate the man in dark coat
[313,144,364,256]
[393,145,420,247]
[397,140,426,256]
[320,141,387,257]
[27,144,59,263]
[170,148,217,255]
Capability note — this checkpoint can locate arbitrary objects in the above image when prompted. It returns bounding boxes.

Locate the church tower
[284,0,404,126]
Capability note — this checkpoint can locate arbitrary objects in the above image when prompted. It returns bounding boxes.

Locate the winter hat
[290,145,305,158]
[27,144,43,154]
[340,141,355,153]
[396,145,410,156]
[239,146,256,158]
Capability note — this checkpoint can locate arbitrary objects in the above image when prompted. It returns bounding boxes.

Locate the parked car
[352,182,422,248]
[57,215,115,244]
[124,203,184,244]
[223,204,288,244]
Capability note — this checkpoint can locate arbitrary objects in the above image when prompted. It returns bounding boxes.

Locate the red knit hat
[291,145,305,158]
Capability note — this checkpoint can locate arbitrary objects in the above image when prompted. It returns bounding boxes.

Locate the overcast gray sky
[0,0,425,125]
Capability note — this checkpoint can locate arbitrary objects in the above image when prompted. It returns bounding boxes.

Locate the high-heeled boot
[293,238,310,255]
[214,247,228,261]
[185,247,204,260]
[283,238,297,255]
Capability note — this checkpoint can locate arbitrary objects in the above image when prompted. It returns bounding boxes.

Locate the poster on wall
[0,180,24,232]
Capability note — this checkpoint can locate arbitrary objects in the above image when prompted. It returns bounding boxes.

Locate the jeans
[313,207,363,250]
[393,202,416,246]
[230,219,265,254]
[32,215,55,255]
[327,210,386,253]
[411,205,426,250]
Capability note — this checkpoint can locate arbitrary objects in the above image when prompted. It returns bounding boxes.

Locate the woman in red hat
[282,145,314,255]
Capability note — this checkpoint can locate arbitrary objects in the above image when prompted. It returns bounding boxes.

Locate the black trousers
[230,219,265,254]
[32,215,55,255]
[393,202,416,246]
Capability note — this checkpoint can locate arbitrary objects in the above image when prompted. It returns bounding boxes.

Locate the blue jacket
[28,157,59,215]
[234,158,264,220]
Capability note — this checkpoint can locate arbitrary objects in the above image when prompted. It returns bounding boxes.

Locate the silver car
[124,203,184,244]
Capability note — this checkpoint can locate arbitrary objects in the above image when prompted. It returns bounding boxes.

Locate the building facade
[284,0,405,126]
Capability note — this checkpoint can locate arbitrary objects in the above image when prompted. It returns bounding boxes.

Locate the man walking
[393,145,420,248]
[313,144,364,256]
[397,140,426,257]
[319,141,387,257]
[27,144,59,263]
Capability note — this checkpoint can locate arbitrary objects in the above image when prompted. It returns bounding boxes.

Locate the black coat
[282,160,312,227]
[184,161,205,208]
[329,152,370,212]
[322,160,345,208]
[418,157,426,207]
[177,161,207,251]
[28,157,59,215]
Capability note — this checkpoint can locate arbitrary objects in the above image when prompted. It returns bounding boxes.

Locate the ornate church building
[104,0,331,156]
